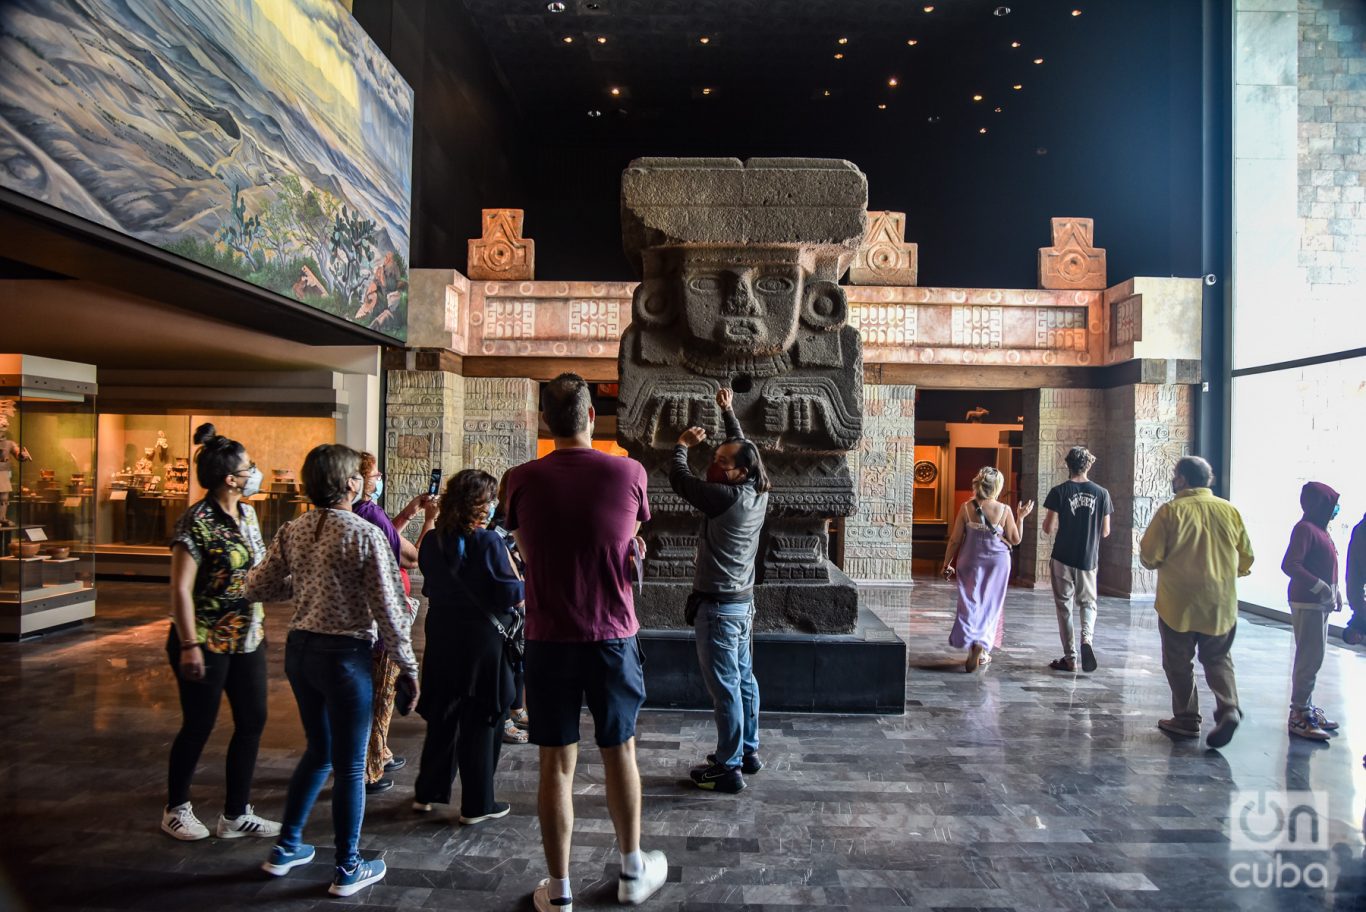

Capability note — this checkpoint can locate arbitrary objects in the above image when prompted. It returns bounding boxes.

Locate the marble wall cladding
[1298,0,1366,349]
[1020,387,1106,587]
[844,384,916,581]
[461,377,538,483]
[1237,11,1299,86]
[384,369,464,538]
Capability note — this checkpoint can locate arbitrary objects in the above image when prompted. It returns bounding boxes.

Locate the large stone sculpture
[617,157,868,633]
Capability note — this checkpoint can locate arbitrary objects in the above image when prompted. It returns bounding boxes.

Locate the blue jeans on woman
[694,599,760,769]
[278,630,374,868]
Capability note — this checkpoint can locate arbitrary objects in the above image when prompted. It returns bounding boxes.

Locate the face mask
[238,466,263,498]
[704,464,737,483]
[371,477,384,501]
[1332,503,1340,520]
[487,501,497,524]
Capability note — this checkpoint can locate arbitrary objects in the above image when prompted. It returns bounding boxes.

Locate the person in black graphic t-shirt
[1041,446,1113,673]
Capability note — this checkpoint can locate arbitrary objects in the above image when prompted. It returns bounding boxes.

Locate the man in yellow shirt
[1139,455,1254,749]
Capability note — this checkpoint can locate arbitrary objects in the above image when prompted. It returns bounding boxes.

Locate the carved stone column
[384,369,464,540]
[617,157,868,633]
[845,383,916,581]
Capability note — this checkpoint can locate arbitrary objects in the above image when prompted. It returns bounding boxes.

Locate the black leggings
[165,628,268,817]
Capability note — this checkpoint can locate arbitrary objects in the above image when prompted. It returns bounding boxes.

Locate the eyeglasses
[232,462,257,477]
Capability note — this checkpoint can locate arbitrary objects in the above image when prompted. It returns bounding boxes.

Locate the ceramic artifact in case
[0,355,98,639]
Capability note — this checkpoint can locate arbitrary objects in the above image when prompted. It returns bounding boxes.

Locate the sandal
[502,718,528,744]
[509,707,529,728]
[1049,656,1076,672]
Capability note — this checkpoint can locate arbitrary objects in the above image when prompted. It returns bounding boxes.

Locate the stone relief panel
[951,305,1004,348]
[1112,293,1143,348]
[845,384,916,581]
[467,208,535,281]
[384,369,464,539]
[462,377,537,482]
[483,299,536,340]
[849,210,918,286]
[569,299,621,341]
[1039,217,1107,290]
[1036,308,1089,351]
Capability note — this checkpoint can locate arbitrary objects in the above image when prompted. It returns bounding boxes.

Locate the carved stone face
[682,258,802,355]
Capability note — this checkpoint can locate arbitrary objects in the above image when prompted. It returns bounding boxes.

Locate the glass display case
[0,355,98,638]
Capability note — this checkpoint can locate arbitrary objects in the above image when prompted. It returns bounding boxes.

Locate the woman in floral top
[161,423,280,842]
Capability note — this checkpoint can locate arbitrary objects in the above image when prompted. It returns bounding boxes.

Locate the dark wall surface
[361,0,1205,288]
[353,0,528,270]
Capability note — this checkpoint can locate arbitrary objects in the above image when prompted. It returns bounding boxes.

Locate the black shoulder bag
[436,533,526,669]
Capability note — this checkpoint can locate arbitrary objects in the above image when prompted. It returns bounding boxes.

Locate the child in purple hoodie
[1280,481,1342,741]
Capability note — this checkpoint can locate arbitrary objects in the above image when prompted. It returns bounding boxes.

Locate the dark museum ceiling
[455,0,1202,286]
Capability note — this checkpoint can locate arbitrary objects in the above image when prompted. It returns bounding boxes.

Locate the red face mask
[706,463,733,484]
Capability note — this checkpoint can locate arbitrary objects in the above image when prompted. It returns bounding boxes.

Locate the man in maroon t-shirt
[503,373,668,912]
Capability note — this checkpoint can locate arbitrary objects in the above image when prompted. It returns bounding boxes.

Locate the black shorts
[524,637,646,748]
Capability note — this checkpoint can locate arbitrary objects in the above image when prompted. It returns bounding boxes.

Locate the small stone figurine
[154,430,169,461]
[133,447,154,475]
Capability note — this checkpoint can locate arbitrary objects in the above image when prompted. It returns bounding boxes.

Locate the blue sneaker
[330,858,386,897]
[261,843,315,876]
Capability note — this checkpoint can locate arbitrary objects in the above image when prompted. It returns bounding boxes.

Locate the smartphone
[427,468,442,497]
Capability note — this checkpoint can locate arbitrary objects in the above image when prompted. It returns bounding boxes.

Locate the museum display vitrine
[0,356,98,638]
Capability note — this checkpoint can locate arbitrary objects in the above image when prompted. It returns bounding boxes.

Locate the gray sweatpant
[1289,604,1330,712]
[1051,559,1097,658]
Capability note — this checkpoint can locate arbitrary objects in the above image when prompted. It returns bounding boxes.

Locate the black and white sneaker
[689,762,745,793]
[161,802,210,841]
[532,879,574,912]
[707,751,764,775]
[458,801,511,825]
[216,805,281,839]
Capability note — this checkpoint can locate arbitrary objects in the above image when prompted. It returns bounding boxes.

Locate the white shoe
[412,800,433,813]
[533,878,573,912]
[617,850,667,905]
[216,805,282,839]
[161,802,210,841]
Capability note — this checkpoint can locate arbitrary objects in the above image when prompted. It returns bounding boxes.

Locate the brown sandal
[1049,656,1076,672]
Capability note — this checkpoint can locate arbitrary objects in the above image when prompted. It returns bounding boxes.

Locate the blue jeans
[279,630,374,868]
[694,599,760,769]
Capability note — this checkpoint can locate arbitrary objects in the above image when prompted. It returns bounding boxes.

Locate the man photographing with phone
[670,387,770,795]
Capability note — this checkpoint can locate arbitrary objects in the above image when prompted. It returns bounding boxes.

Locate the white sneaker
[161,802,210,841]
[216,805,282,839]
[617,850,667,905]
[532,878,573,912]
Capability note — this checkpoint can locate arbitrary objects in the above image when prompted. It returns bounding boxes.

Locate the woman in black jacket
[412,469,524,824]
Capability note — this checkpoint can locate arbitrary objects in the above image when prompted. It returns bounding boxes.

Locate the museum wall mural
[0,0,414,339]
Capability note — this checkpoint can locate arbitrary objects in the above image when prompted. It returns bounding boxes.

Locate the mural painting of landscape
[0,0,414,340]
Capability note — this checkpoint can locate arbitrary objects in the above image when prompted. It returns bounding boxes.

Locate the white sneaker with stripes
[216,805,282,839]
[161,802,210,841]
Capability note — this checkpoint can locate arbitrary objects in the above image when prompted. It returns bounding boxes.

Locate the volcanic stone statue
[617,157,868,634]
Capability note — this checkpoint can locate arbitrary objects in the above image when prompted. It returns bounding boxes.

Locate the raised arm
[669,426,742,518]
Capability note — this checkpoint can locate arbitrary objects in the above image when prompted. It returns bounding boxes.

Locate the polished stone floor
[2,581,1365,911]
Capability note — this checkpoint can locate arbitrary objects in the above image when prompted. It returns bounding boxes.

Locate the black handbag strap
[434,532,516,642]
[972,499,1001,537]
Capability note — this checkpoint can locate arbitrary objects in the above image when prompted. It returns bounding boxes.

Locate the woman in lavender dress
[940,467,1034,673]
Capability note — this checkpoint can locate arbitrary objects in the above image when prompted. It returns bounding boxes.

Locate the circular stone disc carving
[914,460,939,484]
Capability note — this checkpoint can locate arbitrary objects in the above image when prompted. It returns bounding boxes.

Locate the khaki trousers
[1050,559,1097,658]
[1158,618,1240,726]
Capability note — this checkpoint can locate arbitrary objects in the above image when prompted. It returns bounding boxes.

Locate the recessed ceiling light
[1036,147,1049,155]
[562,35,574,43]
[823,89,832,96]
[838,36,849,45]
[596,36,608,44]
[609,86,621,96]
[923,5,934,11]
[927,115,941,123]
[1072,8,1082,16]
[994,6,1011,16]
[979,127,988,134]
[877,103,887,110]
[1033,57,1044,64]
[1012,83,1023,90]
[972,93,983,101]
[699,36,711,44]
[547,1,565,10]
[702,87,713,95]
[907,39,919,46]
[587,109,601,117]
[834,52,844,59]
[1010,41,1022,48]
[994,106,1003,112]
[888,77,898,87]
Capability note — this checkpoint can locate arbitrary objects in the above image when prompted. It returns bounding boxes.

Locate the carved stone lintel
[1039,217,1106,290]
[468,208,535,280]
[849,211,918,286]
